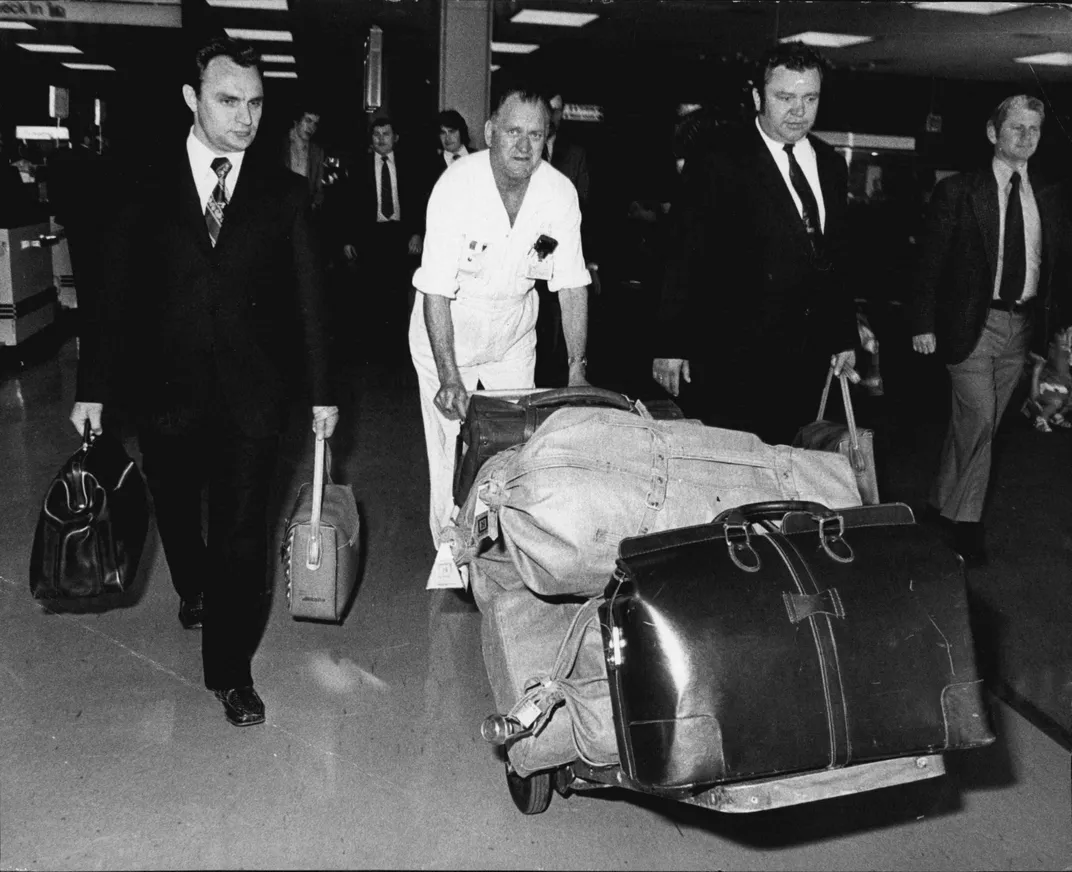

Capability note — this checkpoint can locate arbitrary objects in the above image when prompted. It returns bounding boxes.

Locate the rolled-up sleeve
[548,185,591,292]
[412,174,462,299]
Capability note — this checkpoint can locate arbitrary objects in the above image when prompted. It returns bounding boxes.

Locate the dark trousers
[139,409,279,690]
[362,222,416,363]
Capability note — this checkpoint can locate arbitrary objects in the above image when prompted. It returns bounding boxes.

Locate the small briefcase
[281,435,361,622]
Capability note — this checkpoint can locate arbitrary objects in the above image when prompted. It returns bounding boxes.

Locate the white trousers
[410,335,536,546]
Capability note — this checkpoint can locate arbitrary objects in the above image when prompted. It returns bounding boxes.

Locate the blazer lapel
[969,170,999,283]
[177,157,214,259]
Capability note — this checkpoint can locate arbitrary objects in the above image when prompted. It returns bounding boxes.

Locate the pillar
[439,0,492,149]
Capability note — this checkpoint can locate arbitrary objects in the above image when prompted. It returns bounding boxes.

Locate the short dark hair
[437,109,469,147]
[190,35,261,96]
[988,94,1046,132]
[756,41,826,90]
[292,106,321,124]
[369,115,396,137]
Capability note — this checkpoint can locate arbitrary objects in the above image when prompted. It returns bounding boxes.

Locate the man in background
[911,94,1070,566]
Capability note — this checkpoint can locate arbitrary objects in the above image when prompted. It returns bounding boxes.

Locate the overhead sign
[563,104,604,123]
[0,0,181,27]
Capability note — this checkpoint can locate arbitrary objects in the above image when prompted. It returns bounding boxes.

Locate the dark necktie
[783,143,823,256]
[205,157,231,247]
[380,155,394,219]
[998,171,1025,303]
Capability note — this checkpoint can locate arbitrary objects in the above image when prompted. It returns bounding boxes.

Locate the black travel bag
[29,423,150,599]
[600,500,994,791]
[452,386,682,505]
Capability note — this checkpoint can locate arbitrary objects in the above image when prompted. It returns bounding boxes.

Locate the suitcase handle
[521,387,635,440]
[521,386,633,412]
[713,500,830,525]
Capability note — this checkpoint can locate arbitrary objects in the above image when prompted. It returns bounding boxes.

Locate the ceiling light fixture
[490,64,501,72]
[224,27,293,42]
[1015,52,1072,66]
[62,63,117,71]
[490,41,539,54]
[509,10,598,27]
[260,54,296,63]
[0,21,37,30]
[912,2,1027,13]
[16,43,83,54]
[780,32,873,49]
[207,0,288,9]
[264,70,298,78]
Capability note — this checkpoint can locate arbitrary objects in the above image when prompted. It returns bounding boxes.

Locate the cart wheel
[505,761,553,815]
[553,765,574,798]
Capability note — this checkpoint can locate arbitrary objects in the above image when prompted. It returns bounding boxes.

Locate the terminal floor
[1,330,1070,871]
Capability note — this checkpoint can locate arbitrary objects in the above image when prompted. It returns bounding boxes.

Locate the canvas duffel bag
[446,407,861,598]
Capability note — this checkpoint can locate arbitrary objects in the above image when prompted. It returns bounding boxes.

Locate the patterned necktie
[998,171,1025,303]
[380,155,394,219]
[783,143,823,256]
[205,157,231,247]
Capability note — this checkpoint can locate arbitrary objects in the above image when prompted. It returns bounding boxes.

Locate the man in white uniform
[410,87,591,544]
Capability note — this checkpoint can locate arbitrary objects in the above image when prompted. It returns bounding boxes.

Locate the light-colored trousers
[410,335,536,547]
[933,308,1031,523]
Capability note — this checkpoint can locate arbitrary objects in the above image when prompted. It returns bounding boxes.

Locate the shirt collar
[992,156,1029,189]
[378,151,395,165]
[186,128,246,177]
[754,116,813,160]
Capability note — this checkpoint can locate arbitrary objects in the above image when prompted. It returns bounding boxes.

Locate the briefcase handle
[307,435,331,570]
[713,500,831,526]
[816,365,864,469]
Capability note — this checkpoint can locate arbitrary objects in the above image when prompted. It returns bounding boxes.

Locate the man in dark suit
[910,94,1070,566]
[341,117,429,363]
[70,36,338,727]
[652,42,858,445]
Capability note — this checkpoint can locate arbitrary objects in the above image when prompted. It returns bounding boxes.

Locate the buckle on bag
[724,522,761,573]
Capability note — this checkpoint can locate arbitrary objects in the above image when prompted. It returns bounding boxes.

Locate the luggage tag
[472,493,499,544]
[426,542,465,590]
[525,234,557,281]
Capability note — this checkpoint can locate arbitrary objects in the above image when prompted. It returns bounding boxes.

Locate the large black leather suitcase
[452,386,680,505]
[600,501,994,790]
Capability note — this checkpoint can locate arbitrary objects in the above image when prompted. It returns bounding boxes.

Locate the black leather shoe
[952,522,987,569]
[213,686,266,727]
[178,594,204,630]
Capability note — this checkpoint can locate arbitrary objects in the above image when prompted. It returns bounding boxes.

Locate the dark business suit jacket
[910,167,1070,365]
[343,151,429,247]
[76,146,332,437]
[656,122,857,369]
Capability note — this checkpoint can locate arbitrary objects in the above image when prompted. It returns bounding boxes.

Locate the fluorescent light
[208,0,287,8]
[912,2,1027,13]
[16,125,70,141]
[264,70,298,78]
[780,32,873,49]
[260,54,295,63]
[63,62,116,71]
[0,21,36,30]
[1015,52,1072,66]
[224,28,292,42]
[16,43,83,54]
[491,41,539,54]
[510,10,598,27]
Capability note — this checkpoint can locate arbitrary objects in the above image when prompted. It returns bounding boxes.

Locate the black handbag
[29,422,150,599]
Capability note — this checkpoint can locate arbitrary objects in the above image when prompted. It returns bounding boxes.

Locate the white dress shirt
[375,151,401,222]
[186,129,246,211]
[755,116,826,232]
[411,150,590,368]
[991,157,1041,302]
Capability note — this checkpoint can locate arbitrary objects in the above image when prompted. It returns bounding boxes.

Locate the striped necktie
[205,157,232,247]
